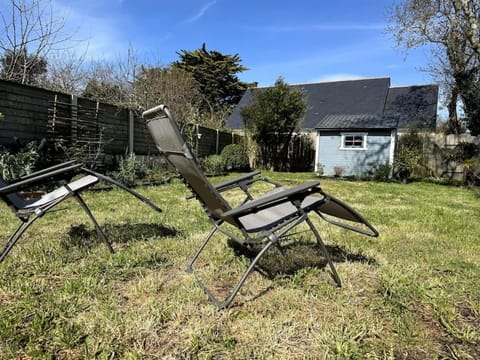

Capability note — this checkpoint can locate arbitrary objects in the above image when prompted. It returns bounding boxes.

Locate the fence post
[70,94,78,145]
[128,110,134,154]
[216,129,220,154]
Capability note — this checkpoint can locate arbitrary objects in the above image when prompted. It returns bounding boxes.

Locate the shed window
[341,133,367,150]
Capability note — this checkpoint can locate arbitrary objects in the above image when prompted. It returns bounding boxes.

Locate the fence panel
[0,80,58,146]
[0,80,244,164]
[426,133,480,180]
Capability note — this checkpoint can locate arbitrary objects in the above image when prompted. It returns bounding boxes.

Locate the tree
[174,43,255,123]
[0,48,47,85]
[82,79,127,104]
[80,51,139,107]
[134,65,203,124]
[41,50,88,95]
[387,0,480,135]
[0,0,73,85]
[241,77,307,171]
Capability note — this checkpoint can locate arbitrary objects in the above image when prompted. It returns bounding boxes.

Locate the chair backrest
[143,105,233,223]
[0,176,26,211]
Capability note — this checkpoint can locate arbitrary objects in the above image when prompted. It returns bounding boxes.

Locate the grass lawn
[0,172,479,359]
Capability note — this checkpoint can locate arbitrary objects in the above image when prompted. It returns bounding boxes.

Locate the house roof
[225,77,438,131]
[384,85,439,130]
[315,113,398,130]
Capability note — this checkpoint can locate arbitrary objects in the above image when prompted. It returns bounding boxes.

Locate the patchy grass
[0,172,479,359]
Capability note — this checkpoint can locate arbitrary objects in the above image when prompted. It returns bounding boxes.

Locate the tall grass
[0,173,479,358]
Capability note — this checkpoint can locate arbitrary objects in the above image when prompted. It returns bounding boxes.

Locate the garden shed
[314,114,397,177]
[226,77,438,176]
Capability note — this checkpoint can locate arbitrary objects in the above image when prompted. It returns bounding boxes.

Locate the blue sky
[5,0,434,88]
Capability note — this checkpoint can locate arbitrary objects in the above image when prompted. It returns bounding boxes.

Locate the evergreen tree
[174,43,255,119]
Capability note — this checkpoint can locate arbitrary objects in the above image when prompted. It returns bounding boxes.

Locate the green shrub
[366,162,392,182]
[115,153,149,187]
[0,142,39,180]
[315,163,324,177]
[394,129,428,182]
[463,157,480,186]
[201,155,226,176]
[220,144,250,171]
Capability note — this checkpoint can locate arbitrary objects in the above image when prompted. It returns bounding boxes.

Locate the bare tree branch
[0,0,74,85]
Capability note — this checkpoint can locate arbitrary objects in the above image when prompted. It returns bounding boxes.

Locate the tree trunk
[447,86,461,134]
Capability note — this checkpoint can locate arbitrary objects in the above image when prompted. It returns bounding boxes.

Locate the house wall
[316,130,392,176]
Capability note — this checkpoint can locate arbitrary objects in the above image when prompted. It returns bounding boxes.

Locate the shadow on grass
[228,239,377,279]
[62,222,179,250]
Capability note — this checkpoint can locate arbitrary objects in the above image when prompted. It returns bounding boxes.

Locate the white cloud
[182,1,216,24]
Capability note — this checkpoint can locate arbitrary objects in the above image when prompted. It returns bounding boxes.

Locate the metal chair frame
[143,105,378,309]
[0,161,161,262]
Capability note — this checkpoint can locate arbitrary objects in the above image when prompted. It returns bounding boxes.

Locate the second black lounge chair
[143,105,378,309]
[0,160,161,262]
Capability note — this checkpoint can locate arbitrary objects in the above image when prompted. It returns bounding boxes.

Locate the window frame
[340,132,368,150]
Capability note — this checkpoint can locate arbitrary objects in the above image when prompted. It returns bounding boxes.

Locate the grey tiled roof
[315,113,398,130]
[225,77,438,131]
[384,85,438,130]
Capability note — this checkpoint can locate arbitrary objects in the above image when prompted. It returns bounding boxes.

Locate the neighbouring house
[226,77,438,176]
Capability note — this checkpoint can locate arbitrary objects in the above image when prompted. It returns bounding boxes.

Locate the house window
[340,133,367,150]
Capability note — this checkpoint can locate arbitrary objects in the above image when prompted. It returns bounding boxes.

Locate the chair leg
[0,218,36,262]
[186,222,280,309]
[192,238,276,309]
[186,225,218,272]
[305,217,342,287]
[72,193,114,254]
[219,239,276,309]
[189,216,309,308]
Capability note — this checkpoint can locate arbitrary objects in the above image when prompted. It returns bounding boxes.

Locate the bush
[366,162,392,182]
[315,163,324,177]
[394,129,428,182]
[201,155,226,176]
[220,144,250,171]
[463,157,480,186]
[115,153,149,187]
[0,142,39,180]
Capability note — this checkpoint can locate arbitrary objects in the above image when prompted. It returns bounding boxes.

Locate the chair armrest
[0,164,82,195]
[80,167,162,213]
[214,170,262,192]
[186,170,264,200]
[16,160,79,181]
[221,181,321,219]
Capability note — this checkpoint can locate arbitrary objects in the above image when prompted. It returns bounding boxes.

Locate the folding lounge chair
[143,105,378,309]
[0,160,161,262]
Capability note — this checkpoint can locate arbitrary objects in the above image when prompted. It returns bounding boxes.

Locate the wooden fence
[426,132,480,180]
[0,80,243,166]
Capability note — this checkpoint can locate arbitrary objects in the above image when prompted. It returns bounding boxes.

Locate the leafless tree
[134,65,203,123]
[40,49,89,94]
[0,0,74,85]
